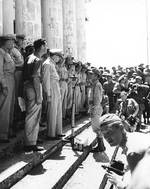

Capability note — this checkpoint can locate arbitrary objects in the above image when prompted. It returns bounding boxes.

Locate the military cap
[0,34,16,41]
[99,113,123,129]
[106,73,113,78]
[102,72,109,77]
[92,68,100,76]
[16,34,25,40]
[49,48,64,58]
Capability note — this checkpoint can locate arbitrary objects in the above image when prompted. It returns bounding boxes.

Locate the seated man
[99,113,150,188]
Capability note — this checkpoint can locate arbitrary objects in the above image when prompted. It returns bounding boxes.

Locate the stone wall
[76,0,86,62]
[15,0,41,42]
[0,0,2,35]
[62,0,77,58]
[41,0,63,49]
[3,0,14,34]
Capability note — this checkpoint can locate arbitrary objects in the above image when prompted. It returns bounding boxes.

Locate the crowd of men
[0,34,150,154]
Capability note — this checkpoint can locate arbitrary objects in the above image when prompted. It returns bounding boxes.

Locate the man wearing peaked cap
[99,113,150,188]
[0,34,16,142]
[0,34,16,42]
[88,65,109,162]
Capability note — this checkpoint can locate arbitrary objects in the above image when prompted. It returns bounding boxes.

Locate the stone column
[62,0,77,58]
[41,0,63,49]
[15,0,41,42]
[76,0,86,62]
[0,0,2,35]
[3,0,14,34]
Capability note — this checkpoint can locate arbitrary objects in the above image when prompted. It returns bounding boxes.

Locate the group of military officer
[0,34,104,153]
[1,34,150,154]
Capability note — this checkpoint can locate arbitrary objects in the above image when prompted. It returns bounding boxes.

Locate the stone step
[0,117,91,189]
[11,127,97,189]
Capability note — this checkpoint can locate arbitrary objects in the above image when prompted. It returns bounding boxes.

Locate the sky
[85,0,149,69]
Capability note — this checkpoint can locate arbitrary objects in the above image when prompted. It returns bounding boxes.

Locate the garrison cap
[16,34,25,40]
[0,34,16,41]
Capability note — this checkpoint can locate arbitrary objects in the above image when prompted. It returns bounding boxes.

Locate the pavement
[0,116,91,189]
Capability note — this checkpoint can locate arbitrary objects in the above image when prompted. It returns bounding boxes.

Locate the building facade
[0,0,87,61]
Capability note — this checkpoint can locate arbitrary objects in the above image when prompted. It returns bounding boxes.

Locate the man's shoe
[57,134,65,137]
[90,146,100,153]
[44,136,60,141]
[24,145,33,153]
[32,145,44,152]
[24,145,44,153]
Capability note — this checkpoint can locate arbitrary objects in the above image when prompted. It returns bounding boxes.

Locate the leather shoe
[24,145,44,152]
[57,134,65,137]
[45,136,60,140]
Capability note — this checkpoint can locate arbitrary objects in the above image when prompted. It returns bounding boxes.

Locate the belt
[60,78,67,82]
[16,67,23,71]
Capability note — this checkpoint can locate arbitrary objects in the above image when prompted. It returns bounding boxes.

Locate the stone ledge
[0,118,91,189]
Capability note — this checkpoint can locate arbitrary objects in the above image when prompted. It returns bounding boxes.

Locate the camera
[102,160,124,176]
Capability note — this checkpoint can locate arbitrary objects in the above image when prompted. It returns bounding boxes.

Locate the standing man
[42,50,64,140]
[89,68,109,162]
[57,56,68,120]
[103,73,116,113]
[23,39,47,152]
[11,34,25,125]
[0,35,16,142]
[80,64,87,112]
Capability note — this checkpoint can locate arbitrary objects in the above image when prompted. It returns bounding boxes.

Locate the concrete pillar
[3,0,14,34]
[15,0,41,42]
[62,0,77,58]
[76,0,86,62]
[0,0,2,35]
[41,0,63,49]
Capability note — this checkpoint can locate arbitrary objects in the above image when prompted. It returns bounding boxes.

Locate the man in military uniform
[0,35,16,142]
[89,68,109,162]
[103,73,116,113]
[57,53,68,119]
[23,39,47,152]
[74,62,82,115]
[80,64,87,112]
[11,34,25,125]
[42,49,64,140]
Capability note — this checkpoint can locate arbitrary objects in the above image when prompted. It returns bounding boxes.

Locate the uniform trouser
[91,105,105,151]
[14,70,23,121]
[24,83,42,146]
[91,105,103,138]
[67,83,73,110]
[75,86,81,114]
[80,85,85,110]
[47,80,62,137]
[0,74,15,139]
[60,81,68,118]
